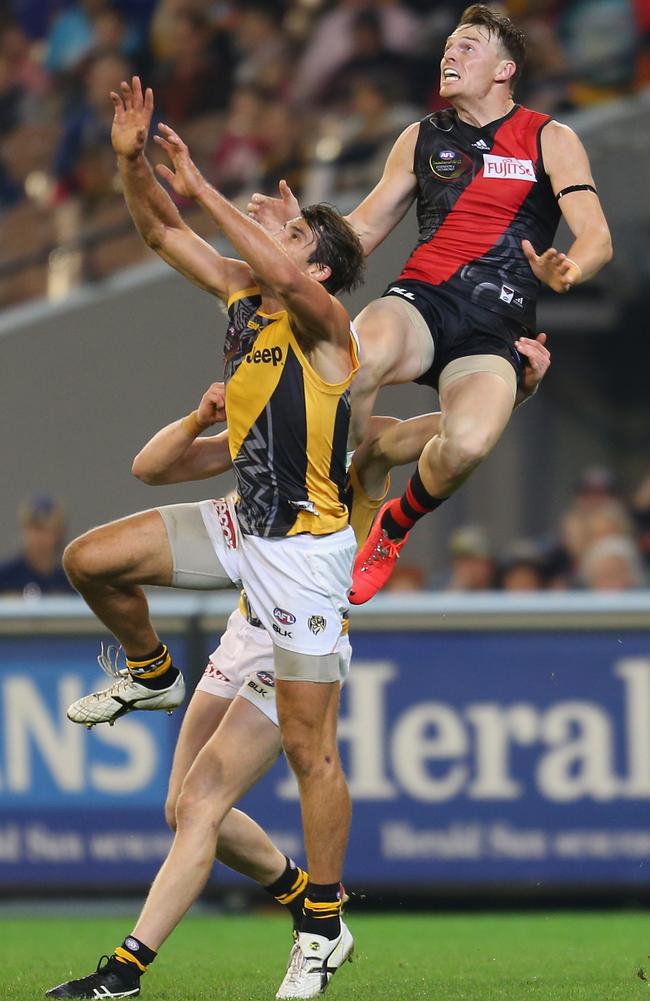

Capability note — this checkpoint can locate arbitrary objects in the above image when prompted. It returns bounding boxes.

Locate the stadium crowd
[0,0,647,305]
[2,465,649,596]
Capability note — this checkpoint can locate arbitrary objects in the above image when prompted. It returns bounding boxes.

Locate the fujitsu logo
[483,154,536,182]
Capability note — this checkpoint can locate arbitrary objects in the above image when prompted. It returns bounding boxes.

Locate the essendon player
[249,4,612,604]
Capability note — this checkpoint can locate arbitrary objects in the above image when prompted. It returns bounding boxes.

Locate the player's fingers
[153,135,171,152]
[279,179,294,201]
[132,75,142,106]
[109,92,122,112]
[158,123,183,147]
[144,87,154,113]
[155,163,175,183]
[535,332,547,346]
[120,80,132,110]
[521,239,537,263]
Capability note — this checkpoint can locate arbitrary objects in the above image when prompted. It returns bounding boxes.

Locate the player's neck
[256,279,284,315]
[452,93,515,128]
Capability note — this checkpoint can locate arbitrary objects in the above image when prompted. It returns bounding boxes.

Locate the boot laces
[362,532,401,570]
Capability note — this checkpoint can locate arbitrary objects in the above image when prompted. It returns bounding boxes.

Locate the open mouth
[442,68,460,82]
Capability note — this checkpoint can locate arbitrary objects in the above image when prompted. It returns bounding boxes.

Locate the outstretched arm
[132,383,232,484]
[112,76,248,299]
[523,122,612,293]
[155,123,349,347]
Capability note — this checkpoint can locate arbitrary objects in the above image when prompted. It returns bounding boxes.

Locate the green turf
[4,911,650,1000]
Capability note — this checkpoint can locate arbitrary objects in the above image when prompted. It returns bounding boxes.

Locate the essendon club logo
[483,154,536,182]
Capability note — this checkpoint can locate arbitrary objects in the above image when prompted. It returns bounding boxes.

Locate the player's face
[440,25,509,101]
[278,217,322,277]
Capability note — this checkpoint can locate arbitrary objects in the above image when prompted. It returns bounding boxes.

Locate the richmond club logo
[308,615,327,635]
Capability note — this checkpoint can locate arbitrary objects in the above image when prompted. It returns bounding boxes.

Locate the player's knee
[62,532,103,586]
[164,795,178,833]
[440,428,494,479]
[282,729,336,780]
[175,785,216,832]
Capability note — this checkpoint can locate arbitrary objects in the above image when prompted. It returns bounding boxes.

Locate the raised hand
[154,123,205,199]
[515,332,551,398]
[110,76,153,160]
[196,382,226,427]
[522,239,581,293]
[247,179,300,234]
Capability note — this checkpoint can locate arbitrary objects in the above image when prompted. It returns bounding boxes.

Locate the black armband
[556,184,597,201]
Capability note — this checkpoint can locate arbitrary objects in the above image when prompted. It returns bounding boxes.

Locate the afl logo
[256,671,275,688]
[273,607,296,626]
[429,147,470,181]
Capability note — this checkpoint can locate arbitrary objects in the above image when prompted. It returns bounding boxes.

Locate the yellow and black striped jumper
[224,286,359,538]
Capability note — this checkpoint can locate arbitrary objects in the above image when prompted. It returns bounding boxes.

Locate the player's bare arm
[345,122,419,254]
[522,122,613,293]
[155,123,352,354]
[112,76,248,299]
[247,122,419,256]
[132,382,231,485]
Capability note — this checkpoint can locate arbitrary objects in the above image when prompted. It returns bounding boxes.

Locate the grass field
[4,911,650,1000]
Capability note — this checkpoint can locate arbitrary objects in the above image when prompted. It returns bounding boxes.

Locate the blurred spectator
[632,473,650,571]
[385,562,426,593]
[558,0,638,105]
[0,496,73,597]
[210,85,270,199]
[1,20,50,103]
[580,535,647,590]
[153,8,231,124]
[52,52,131,204]
[258,103,305,197]
[45,0,113,75]
[291,0,422,106]
[515,7,571,114]
[324,11,416,106]
[233,4,291,95]
[303,74,413,202]
[443,525,496,592]
[499,539,546,591]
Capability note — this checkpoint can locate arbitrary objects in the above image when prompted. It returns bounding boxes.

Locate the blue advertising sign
[1,627,650,889]
[0,636,181,885]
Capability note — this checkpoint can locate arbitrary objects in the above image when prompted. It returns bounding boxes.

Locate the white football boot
[276,921,354,999]
[67,644,186,728]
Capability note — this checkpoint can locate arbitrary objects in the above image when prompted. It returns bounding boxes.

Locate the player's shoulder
[539,118,583,156]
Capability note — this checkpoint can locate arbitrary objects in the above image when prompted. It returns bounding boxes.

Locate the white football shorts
[158,497,356,661]
[196,604,351,726]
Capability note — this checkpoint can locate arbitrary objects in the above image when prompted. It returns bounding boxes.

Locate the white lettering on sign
[275,658,650,805]
[483,154,536,181]
[0,675,158,796]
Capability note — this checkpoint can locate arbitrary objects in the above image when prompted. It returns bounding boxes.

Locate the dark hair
[458,4,526,90]
[301,204,365,295]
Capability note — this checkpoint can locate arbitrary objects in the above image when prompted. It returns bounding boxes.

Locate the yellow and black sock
[302,882,342,940]
[126,643,178,690]
[265,857,309,930]
[113,935,156,974]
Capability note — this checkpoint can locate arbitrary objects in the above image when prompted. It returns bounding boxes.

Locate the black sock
[265,857,308,930]
[126,643,179,690]
[302,882,342,940]
[381,466,446,540]
[113,936,156,974]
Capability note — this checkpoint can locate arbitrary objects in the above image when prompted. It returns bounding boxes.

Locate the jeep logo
[246,346,283,366]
